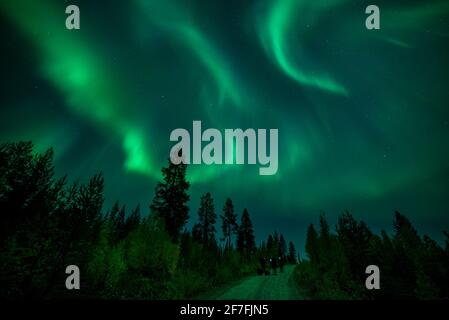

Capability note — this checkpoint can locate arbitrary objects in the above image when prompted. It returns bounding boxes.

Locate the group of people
[257,256,285,275]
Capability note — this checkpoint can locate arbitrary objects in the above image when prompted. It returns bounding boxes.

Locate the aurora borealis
[1,0,449,248]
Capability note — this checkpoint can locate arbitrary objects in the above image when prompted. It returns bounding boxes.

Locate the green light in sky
[257,0,348,95]
[1,0,160,179]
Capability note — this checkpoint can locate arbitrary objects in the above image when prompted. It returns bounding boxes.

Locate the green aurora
[1,0,449,248]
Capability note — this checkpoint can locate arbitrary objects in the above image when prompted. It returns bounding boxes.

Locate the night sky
[1,0,449,251]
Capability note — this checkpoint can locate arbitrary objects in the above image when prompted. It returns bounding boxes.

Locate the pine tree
[337,211,373,280]
[192,222,202,243]
[0,142,61,243]
[0,142,68,297]
[394,211,421,248]
[288,241,297,263]
[109,201,120,223]
[116,205,126,240]
[237,209,255,258]
[197,192,217,244]
[260,241,267,257]
[279,234,287,257]
[319,213,330,244]
[273,231,280,252]
[266,234,274,257]
[220,198,238,250]
[305,224,319,263]
[392,211,421,298]
[150,160,190,242]
[76,173,105,240]
[125,204,141,233]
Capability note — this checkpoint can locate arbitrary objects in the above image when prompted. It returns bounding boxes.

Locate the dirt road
[214,265,302,300]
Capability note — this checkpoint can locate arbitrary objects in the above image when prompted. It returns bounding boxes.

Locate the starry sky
[1,0,449,250]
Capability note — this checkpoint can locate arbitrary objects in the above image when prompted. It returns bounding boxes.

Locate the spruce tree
[220,198,238,250]
[192,222,202,243]
[394,211,421,248]
[197,192,217,244]
[305,224,319,263]
[288,241,297,263]
[266,234,274,257]
[273,231,280,252]
[150,160,190,242]
[279,234,287,257]
[109,201,120,222]
[125,204,141,233]
[116,205,126,240]
[237,209,255,258]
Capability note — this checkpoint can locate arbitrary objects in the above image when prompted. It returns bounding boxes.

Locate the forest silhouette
[0,141,448,299]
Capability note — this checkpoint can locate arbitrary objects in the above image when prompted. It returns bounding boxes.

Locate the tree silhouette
[279,234,287,257]
[305,224,319,264]
[125,204,141,233]
[196,192,217,245]
[237,209,255,258]
[336,211,372,281]
[288,241,297,263]
[220,198,238,251]
[266,234,274,257]
[150,160,190,242]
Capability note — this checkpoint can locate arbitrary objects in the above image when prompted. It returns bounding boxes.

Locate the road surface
[213,265,302,300]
